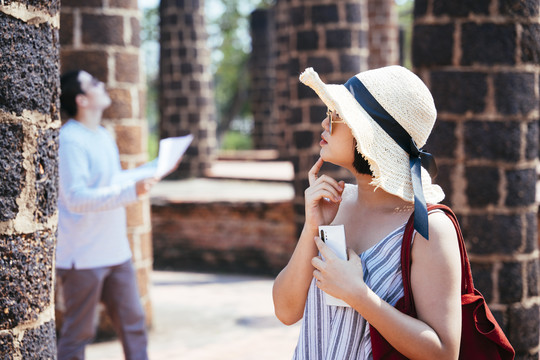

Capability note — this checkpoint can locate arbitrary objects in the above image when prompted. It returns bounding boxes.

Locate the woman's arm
[313,212,462,360]
[272,158,345,325]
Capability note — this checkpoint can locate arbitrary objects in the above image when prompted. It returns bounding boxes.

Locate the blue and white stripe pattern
[292,223,408,360]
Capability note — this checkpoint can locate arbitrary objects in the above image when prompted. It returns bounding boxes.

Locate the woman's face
[319,110,355,169]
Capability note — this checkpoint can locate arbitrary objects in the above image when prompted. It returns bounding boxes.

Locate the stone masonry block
[60,50,108,79]
[505,168,536,207]
[432,0,490,16]
[103,88,132,119]
[309,105,326,124]
[110,0,138,8]
[115,124,142,155]
[461,214,522,255]
[82,14,124,46]
[126,200,144,228]
[340,54,362,73]
[466,166,499,207]
[433,164,453,207]
[312,5,338,24]
[0,332,14,358]
[288,57,300,76]
[19,321,56,359]
[521,24,540,64]
[526,120,538,161]
[293,130,314,149]
[464,121,521,162]
[431,71,487,114]
[499,261,523,303]
[290,6,305,25]
[0,123,24,222]
[307,56,333,74]
[508,304,539,352]
[115,52,140,83]
[526,211,537,253]
[34,128,59,223]
[297,30,318,51]
[424,119,456,158]
[414,0,428,17]
[499,0,540,17]
[60,12,74,46]
[0,231,55,330]
[412,24,453,67]
[346,3,363,23]
[62,0,102,6]
[326,29,352,49]
[527,258,539,298]
[494,72,536,116]
[0,14,59,117]
[297,83,318,100]
[469,262,494,303]
[461,23,516,66]
[25,0,60,14]
[131,17,141,47]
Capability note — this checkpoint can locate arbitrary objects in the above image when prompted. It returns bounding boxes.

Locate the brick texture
[0,4,59,356]
[59,0,152,338]
[414,0,540,356]
[152,201,297,275]
[159,0,216,178]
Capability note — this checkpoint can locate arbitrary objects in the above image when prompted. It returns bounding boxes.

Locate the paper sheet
[154,134,193,179]
[114,135,193,184]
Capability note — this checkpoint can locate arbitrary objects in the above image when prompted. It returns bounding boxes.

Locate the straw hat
[299,66,444,205]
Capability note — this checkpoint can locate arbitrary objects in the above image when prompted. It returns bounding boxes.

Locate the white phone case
[318,225,351,307]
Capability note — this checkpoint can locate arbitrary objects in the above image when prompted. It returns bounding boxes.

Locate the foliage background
[141,0,414,158]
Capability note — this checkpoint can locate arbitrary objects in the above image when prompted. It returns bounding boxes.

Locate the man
[57,70,154,360]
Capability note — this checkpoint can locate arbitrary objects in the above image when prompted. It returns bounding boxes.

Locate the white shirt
[57,119,138,269]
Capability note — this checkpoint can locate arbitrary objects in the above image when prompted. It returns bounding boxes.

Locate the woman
[273,66,462,359]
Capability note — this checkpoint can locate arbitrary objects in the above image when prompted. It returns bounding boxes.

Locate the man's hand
[136,178,157,196]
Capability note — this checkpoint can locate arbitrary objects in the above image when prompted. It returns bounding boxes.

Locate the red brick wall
[151,200,297,275]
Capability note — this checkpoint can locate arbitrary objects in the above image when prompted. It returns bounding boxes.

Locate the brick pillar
[250,8,278,150]
[278,0,369,232]
[59,0,153,334]
[274,0,294,160]
[0,2,60,357]
[367,0,399,69]
[413,1,540,358]
[159,0,217,178]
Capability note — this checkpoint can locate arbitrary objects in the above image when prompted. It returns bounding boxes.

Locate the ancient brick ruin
[0,1,60,357]
[414,0,540,357]
[159,0,217,179]
[58,0,153,338]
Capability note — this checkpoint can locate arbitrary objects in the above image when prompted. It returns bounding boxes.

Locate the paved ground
[87,271,300,360]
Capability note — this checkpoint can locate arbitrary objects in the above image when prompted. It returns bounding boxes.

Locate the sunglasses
[326,109,346,135]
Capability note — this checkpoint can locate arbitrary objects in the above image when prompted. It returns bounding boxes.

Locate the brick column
[0,2,60,357]
[277,0,369,232]
[413,1,540,358]
[59,0,153,333]
[367,0,399,68]
[250,8,278,150]
[274,0,293,160]
[159,0,217,178]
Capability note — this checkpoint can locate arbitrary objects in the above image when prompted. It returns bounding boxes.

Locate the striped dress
[292,222,408,360]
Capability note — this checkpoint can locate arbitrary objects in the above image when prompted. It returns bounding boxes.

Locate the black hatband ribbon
[344,76,437,240]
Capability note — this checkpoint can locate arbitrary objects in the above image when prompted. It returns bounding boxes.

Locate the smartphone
[318,225,350,307]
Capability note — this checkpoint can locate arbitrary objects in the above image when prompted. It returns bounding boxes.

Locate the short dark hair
[60,70,83,117]
[352,140,373,176]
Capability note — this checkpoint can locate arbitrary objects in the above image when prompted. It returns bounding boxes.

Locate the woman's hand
[305,157,345,229]
[311,237,366,303]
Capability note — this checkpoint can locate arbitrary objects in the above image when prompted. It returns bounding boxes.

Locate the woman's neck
[353,173,411,212]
